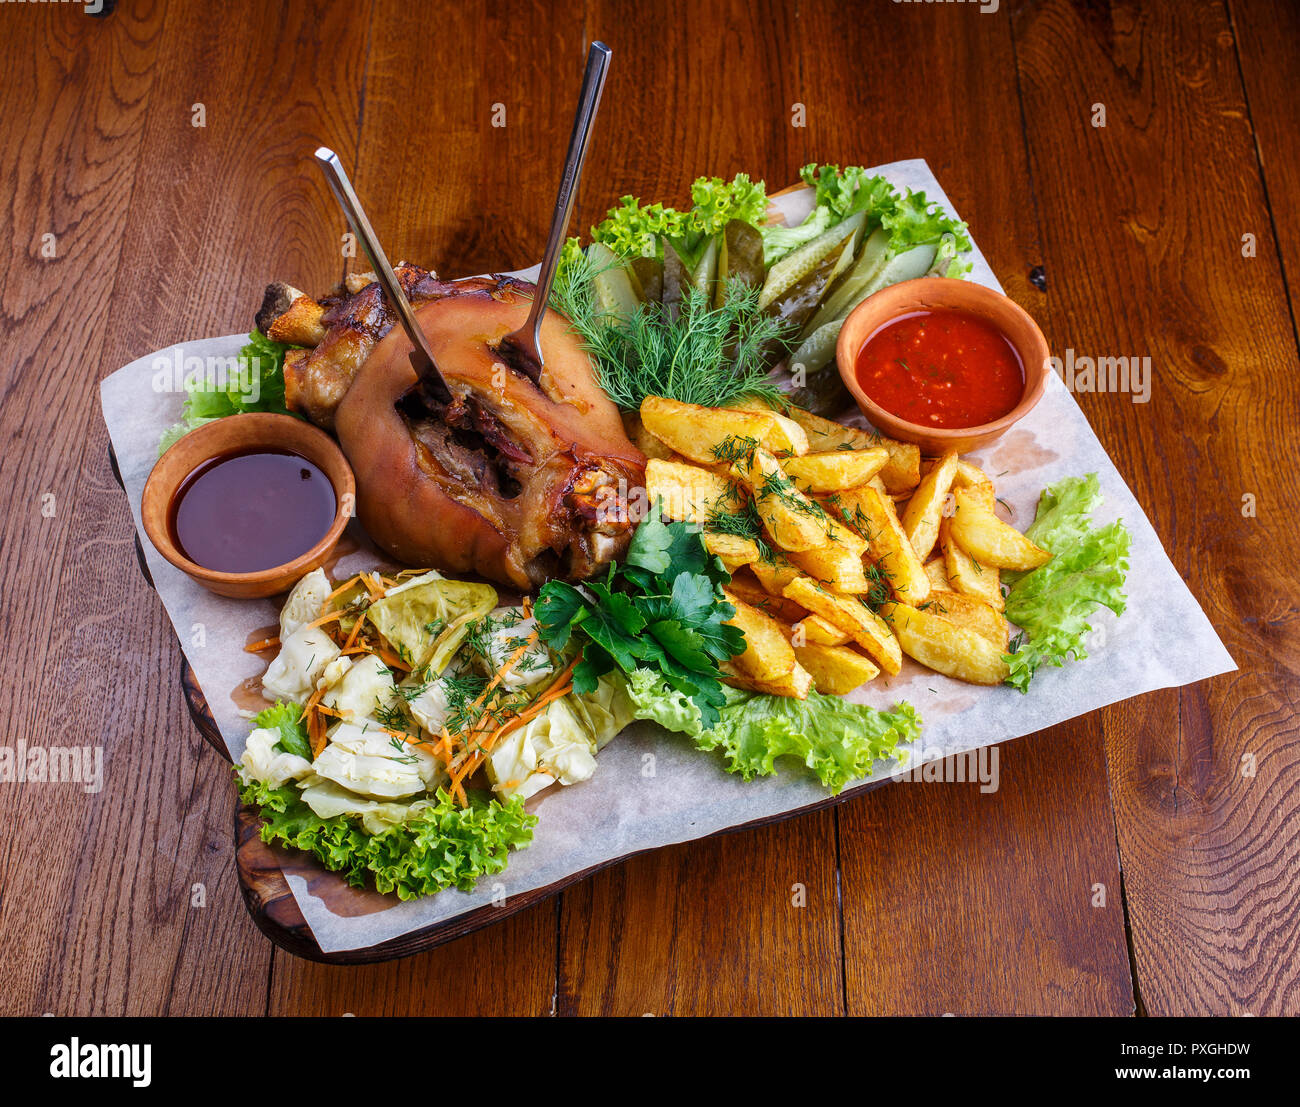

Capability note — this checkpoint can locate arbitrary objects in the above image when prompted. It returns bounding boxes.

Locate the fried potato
[720,660,814,699]
[645,459,736,524]
[940,517,1003,611]
[878,602,1011,685]
[787,537,872,594]
[922,590,1009,650]
[780,448,888,494]
[726,571,809,623]
[730,448,834,552]
[953,459,993,489]
[902,451,959,561]
[949,487,1052,571]
[793,614,851,647]
[793,641,880,695]
[783,575,902,675]
[749,551,803,596]
[723,591,797,680]
[723,399,810,457]
[824,484,931,605]
[923,557,952,591]
[703,531,760,573]
[642,396,807,463]
[622,412,677,461]
[777,404,921,493]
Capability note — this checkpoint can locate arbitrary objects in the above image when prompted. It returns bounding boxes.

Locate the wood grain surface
[1,0,1296,1016]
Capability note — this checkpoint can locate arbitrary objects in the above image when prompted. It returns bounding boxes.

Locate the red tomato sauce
[854,309,1024,428]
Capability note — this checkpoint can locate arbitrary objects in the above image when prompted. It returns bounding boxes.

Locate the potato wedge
[723,591,797,681]
[778,404,920,492]
[793,641,880,695]
[641,396,806,464]
[782,575,902,675]
[622,411,677,461]
[780,448,888,494]
[953,459,993,489]
[730,447,836,552]
[902,450,959,561]
[719,660,814,699]
[787,538,872,594]
[726,571,809,623]
[878,602,1010,685]
[722,400,810,457]
[940,516,1003,611]
[824,484,931,605]
[949,487,1052,571]
[793,614,851,647]
[750,551,803,597]
[921,590,1009,650]
[645,459,737,524]
[923,557,951,592]
[703,531,760,573]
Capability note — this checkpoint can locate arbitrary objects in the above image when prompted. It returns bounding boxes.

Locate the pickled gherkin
[713,219,765,308]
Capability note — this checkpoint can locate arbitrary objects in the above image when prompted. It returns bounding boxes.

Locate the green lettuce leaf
[239,778,536,899]
[1002,474,1132,692]
[625,667,921,793]
[251,700,311,760]
[591,174,767,265]
[592,195,686,259]
[158,330,295,454]
[782,164,973,262]
[878,187,972,255]
[799,163,897,223]
[687,173,767,236]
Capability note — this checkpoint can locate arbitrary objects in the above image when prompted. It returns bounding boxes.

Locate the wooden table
[2,0,1296,1016]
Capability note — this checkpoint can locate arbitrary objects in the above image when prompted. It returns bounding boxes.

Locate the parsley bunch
[535,513,746,730]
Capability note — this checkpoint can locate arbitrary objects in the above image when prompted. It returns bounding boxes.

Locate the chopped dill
[550,252,793,411]
[711,434,760,464]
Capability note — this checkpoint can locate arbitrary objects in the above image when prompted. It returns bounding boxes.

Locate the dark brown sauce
[169,448,335,574]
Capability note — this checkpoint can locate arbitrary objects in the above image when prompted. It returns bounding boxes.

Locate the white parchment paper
[99,160,1235,952]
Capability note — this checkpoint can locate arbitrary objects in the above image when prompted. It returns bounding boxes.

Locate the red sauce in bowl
[854,308,1025,429]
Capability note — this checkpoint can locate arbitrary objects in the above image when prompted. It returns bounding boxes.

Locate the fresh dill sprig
[551,252,793,411]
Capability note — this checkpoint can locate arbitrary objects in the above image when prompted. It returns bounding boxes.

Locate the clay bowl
[836,277,1049,454]
[141,413,354,599]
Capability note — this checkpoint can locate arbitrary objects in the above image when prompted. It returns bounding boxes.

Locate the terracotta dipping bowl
[836,277,1050,454]
[141,413,355,599]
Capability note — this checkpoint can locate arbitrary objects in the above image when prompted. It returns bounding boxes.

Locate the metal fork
[314,146,453,406]
[498,41,612,378]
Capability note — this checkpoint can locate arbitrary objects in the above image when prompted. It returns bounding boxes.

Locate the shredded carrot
[446,657,577,797]
[342,614,366,653]
[297,682,328,724]
[371,646,412,672]
[244,636,280,653]
[303,609,347,632]
[318,574,362,618]
[465,630,539,714]
[308,709,327,759]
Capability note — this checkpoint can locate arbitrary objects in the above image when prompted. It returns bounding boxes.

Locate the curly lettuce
[590,173,768,265]
[766,164,973,266]
[239,778,536,899]
[158,330,294,453]
[1002,474,1132,692]
[626,668,920,794]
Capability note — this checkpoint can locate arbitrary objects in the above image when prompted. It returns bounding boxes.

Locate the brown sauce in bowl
[168,448,336,573]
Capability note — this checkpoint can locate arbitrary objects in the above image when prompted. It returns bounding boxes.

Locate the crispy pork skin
[280,263,452,429]
[332,277,644,588]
